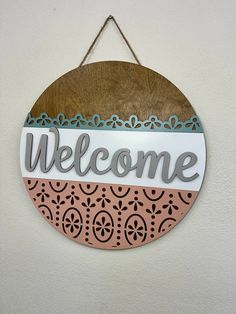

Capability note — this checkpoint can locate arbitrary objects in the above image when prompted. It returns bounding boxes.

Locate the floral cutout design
[70,114,87,127]
[124,115,142,129]
[82,197,96,210]
[36,187,49,202]
[163,116,183,130]
[185,116,202,131]
[96,193,111,208]
[95,216,112,237]
[162,194,179,215]
[144,115,162,129]
[52,113,70,127]
[106,115,123,128]
[24,178,198,249]
[87,115,104,128]
[66,186,79,205]
[113,200,128,212]
[52,195,65,209]
[64,213,81,233]
[146,204,162,217]
[127,220,144,241]
[24,113,203,133]
[128,195,143,211]
[33,113,52,126]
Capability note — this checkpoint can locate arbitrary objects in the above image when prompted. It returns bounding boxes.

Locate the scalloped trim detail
[24,113,203,133]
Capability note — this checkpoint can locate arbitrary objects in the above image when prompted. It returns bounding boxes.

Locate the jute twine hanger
[79,15,141,67]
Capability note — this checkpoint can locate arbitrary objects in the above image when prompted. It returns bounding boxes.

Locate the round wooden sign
[20,61,206,249]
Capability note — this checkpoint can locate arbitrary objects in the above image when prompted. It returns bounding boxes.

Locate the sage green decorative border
[24,112,203,133]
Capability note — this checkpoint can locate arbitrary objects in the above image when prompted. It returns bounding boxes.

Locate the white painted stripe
[20,127,206,191]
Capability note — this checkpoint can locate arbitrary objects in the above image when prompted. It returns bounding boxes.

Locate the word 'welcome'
[25,127,199,183]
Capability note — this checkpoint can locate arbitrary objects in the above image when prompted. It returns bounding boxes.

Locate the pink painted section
[23,177,198,249]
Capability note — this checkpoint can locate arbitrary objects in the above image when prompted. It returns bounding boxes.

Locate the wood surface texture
[31,61,195,120]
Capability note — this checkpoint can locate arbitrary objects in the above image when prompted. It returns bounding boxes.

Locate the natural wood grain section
[31,61,195,120]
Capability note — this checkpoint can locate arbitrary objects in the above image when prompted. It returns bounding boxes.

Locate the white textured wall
[0,1,236,313]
